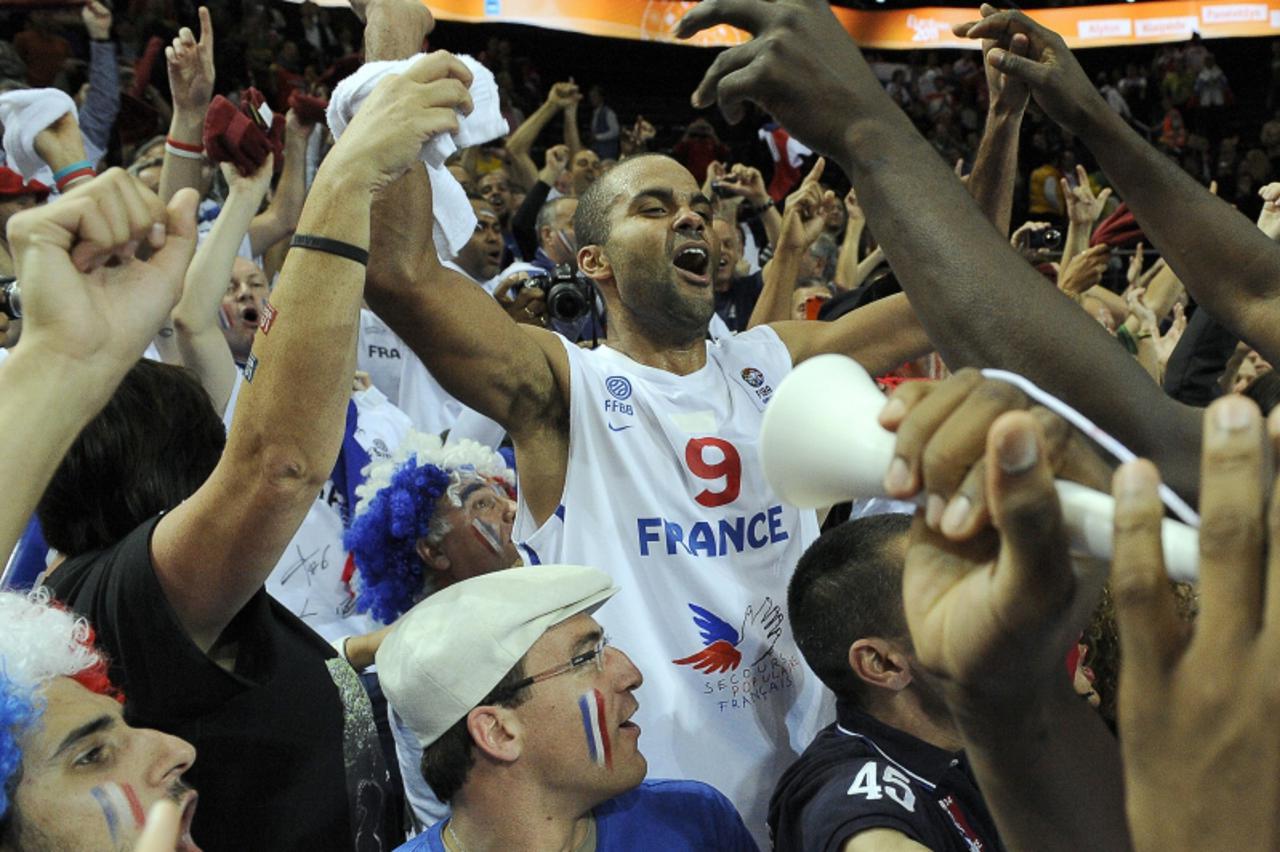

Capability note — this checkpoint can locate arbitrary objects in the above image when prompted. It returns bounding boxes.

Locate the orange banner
[299,0,1280,50]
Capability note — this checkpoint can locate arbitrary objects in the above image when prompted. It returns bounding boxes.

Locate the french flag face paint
[90,782,145,843]
[577,689,612,770]
[470,517,503,554]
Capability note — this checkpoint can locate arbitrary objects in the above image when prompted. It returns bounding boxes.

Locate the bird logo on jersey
[672,599,785,674]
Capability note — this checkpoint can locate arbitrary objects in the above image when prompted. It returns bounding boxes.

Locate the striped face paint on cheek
[470,518,503,554]
[577,689,612,770]
[89,782,147,842]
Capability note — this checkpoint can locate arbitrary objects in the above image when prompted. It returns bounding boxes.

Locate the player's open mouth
[176,792,202,852]
[242,307,259,325]
[673,245,710,285]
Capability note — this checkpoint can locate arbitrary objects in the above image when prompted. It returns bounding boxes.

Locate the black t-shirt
[768,701,1004,852]
[714,272,765,333]
[46,516,402,852]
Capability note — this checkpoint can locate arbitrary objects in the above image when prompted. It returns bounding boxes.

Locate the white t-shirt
[357,308,407,405]
[512,326,831,846]
[262,385,412,643]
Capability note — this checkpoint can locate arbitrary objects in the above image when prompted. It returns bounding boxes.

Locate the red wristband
[165,135,204,154]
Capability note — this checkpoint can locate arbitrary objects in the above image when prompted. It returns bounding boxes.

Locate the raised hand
[9,170,198,369]
[1009,220,1052,252]
[165,6,216,115]
[1126,242,1146,289]
[844,188,865,225]
[1125,286,1158,334]
[81,0,113,41]
[328,52,475,192]
[1258,182,1280,240]
[878,370,1111,541]
[717,163,770,207]
[954,4,1108,137]
[679,0,869,153]
[1062,165,1112,228]
[982,30,1029,114]
[1110,397,1280,851]
[548,80,581,111]
[902,411,1105,703]
[1153,302,1187,371]
[780,157,834,252]
[1057,243,1110,298]
[540,144,570,185]
[221,156,273,201]
[493,273,547,326]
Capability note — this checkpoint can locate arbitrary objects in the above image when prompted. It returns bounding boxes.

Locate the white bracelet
[330,635,351,666]
[164,142,205,160]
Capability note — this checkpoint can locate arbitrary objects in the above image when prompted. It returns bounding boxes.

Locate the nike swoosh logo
[608,423,633,432]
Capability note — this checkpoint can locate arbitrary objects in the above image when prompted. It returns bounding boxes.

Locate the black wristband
[290,234,369,266]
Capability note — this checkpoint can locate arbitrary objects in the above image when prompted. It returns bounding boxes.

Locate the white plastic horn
[758,354,1199,583]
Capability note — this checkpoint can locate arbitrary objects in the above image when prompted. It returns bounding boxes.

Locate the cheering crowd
[3,0,1280,849]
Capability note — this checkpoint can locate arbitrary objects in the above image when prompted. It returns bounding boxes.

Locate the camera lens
[0,277,20,321]
[547,280,589,323]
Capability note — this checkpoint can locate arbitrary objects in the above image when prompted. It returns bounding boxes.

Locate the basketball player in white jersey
[365,141,931,840]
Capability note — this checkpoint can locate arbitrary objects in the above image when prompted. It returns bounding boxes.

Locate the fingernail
[879,397,906,424]
[884,457,911,494]
[926,494,946,529]
[941,496,972,537]
[1114,461,1154,498]
[149,222,166,247]
[997,425,1038,474]
[1214,396,1252,432]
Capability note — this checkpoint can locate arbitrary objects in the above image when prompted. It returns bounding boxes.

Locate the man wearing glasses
[377,564,758,851]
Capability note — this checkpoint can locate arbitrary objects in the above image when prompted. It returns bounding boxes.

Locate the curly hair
[0,588,111,826]
[344,434,514,624]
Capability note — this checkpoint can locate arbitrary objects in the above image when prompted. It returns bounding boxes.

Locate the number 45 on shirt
[847,761,917,813]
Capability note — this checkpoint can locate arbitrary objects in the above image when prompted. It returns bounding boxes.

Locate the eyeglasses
[507,635,609,693]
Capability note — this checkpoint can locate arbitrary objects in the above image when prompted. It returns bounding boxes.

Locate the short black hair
[788,514,912,706]
[38,360,225,556]
[419,659,531,802]
[572,152,669,250]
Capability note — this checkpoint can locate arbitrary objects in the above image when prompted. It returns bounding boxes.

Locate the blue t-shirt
[396,779,758,851]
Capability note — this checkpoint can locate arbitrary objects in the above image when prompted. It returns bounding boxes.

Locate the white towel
[0,87,79,184]
[327,53,508,257]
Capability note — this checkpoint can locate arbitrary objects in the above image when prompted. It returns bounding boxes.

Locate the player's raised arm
[357,0,570,524]
[364,167,569,439]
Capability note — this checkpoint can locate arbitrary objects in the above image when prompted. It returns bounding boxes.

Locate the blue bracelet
[52,160,95,182]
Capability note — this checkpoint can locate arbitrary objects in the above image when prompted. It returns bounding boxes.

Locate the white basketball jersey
[513,326,831,844]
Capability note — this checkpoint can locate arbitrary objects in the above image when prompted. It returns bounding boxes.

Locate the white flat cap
[376,565,618,748]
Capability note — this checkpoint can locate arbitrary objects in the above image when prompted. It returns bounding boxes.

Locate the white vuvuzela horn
[758,354,1199,583]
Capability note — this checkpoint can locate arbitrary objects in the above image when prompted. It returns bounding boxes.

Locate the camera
[0,277,21,320]
[710,180,736,199]
[1027,227,1063,251]
[545,263,594,324]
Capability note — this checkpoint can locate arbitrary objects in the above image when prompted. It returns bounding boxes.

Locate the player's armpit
[841,828,932,852]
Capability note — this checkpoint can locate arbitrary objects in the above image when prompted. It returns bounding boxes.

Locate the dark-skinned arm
[961,8,1280,370]
[965,38,1029,236]
[678,0,1201,502]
